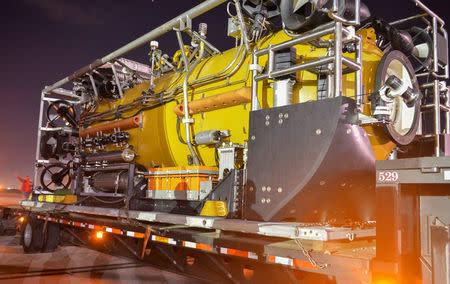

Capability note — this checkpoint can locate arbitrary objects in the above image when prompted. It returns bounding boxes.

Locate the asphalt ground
[0,190,204,284]
[0,234,206,284]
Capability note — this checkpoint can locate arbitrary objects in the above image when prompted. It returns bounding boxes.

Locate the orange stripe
[226,248,248,258]
[134,232,145,238]
[112,228,122,235]
[268,255,276,263]
[196,243,213,252]
[154,235,169,243]
[293,259,318,270]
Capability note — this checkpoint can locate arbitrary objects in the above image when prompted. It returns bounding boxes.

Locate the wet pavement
[0,234,203,283]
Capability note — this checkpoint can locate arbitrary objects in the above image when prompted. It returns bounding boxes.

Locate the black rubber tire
[21,218,45,253]
[42,222,60,252]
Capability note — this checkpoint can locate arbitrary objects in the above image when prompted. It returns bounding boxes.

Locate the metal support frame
[33,90,81,192]
[250,17,362,110]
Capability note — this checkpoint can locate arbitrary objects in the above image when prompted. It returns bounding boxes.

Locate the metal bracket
[249,64,263,73]
[182,118,194,124]
[178,15,192,32]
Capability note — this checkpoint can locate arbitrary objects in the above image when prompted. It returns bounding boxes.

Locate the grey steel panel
[245,96,375,222]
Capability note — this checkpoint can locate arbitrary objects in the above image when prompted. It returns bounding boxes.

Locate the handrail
[412,0,445,26]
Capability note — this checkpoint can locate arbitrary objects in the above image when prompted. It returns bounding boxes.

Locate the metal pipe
[267,45,275,78]
[422,104,450,113]
[446,87,450,134]
[42,0,227,93]
[33,92,46,191]
[191,37,244,84]
[341,57,360,71]
[255,25,335,56]
[88,74,99,99]
[175,29,189,71]
[354,0,360,25]
[255,56,334,81]
[50,88,78,99]
[355,35,363,108]
[412,0,444,26]
[441,27,449,80]
[334,21,343,97]
[432,16,441,157]
[251,52,260,111]
[389,13,428,26]
[190,30,221,55]
[233,0,250,52]
[110,63,124,98]
[183,42,205,165]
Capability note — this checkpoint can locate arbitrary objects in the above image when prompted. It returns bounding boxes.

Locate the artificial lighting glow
[372,278,398,284]
[19,217,25,223]
[96,231,104,239]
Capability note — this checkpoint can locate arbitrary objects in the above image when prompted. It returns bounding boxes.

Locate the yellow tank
[89,27,394,169]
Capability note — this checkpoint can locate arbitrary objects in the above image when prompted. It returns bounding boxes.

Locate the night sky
[0,0,448,188]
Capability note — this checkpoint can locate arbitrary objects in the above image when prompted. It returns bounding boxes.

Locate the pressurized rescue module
[34,0,446,226]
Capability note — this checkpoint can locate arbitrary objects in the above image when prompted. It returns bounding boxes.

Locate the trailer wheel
[42,222,60,252]
[21,218,44,253]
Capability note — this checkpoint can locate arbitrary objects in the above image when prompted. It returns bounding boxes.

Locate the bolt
[265,121,270,126]
[266,198,271,203]
[278,113,283,118]
[261,198,266,203]
[284,113,289,119]
[265,115,270,120]
[278,119,283,124]
[267,186,271,192]
[251,135,255,140]
[277,187,282,193]
[262,186,266,192]
[316,129,322,135]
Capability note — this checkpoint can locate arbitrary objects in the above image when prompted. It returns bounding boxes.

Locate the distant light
[96,231,104,239]
[19,217,25,223]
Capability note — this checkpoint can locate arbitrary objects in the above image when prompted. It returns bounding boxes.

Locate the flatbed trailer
[0,156,448,283]
[3,0,450,283]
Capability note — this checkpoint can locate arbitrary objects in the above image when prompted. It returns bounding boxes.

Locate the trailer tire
[42,222,60,252]
[21,218,44,253]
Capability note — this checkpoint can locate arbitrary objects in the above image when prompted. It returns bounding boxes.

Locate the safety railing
[250,6,363,111]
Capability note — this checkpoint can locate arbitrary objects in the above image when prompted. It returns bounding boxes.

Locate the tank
[85,28,395,169]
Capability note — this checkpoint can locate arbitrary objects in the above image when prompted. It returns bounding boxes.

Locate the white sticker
[444,170,450,181]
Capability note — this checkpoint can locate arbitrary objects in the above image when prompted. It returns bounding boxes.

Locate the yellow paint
[200,200,228,217]
[89,28,394,170]
[38,194,78,204]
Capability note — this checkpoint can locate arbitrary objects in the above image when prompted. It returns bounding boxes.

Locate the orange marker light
[19,217,24,223]
[96,231,104,239]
